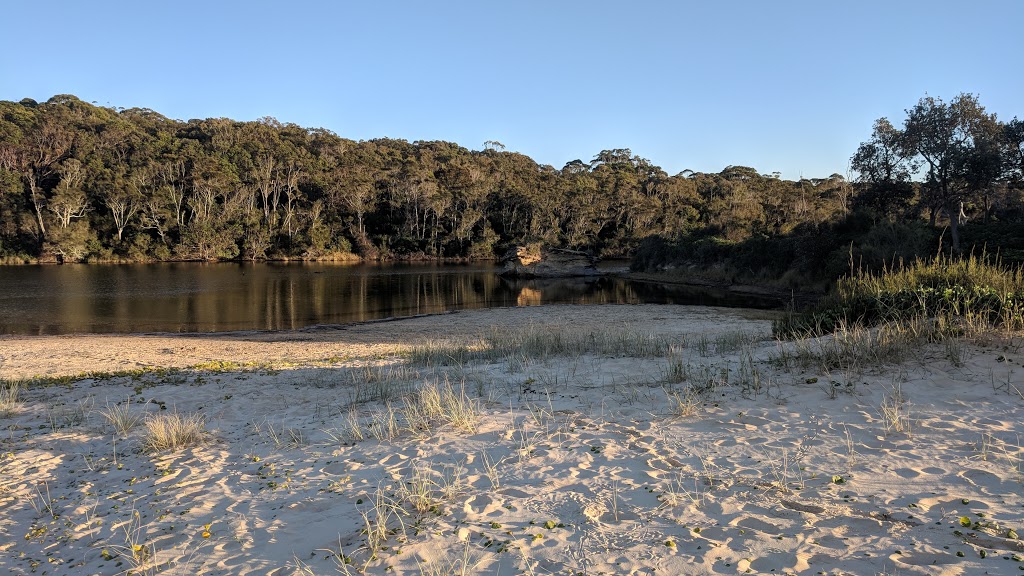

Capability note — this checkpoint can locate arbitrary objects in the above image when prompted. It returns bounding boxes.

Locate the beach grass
[406,325,681,367]
[141,412,207,453]
[0,380,21,417]
[98,398,144,437]
[775,253,1024,337]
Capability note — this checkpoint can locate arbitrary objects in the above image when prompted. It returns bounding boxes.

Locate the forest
[1,93,1022,289]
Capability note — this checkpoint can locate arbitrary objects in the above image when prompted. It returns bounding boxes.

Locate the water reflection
[0,263,783,335]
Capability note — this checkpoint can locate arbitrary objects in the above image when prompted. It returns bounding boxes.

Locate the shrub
[776,254,1024,336]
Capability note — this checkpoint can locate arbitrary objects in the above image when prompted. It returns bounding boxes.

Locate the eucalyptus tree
[653,172,700,236]
[484,150,542,244]
[559,159,602,249]
[0,103,74,243]
[47,158,90,228]
[851,119,916,221]
[900,93,1000,250]
[694,167,767,241]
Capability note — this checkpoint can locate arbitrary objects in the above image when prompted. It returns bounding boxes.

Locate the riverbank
[1,304,1022,575]
[0,252,479,266]
[621,270,824,309]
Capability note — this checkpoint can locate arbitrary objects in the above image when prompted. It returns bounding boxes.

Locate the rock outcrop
[499,245,601,278]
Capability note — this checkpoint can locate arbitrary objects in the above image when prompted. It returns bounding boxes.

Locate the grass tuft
[99,398,144,437]
[879,381,912,436]
[141,412,207,453]
[664,385,704,418]
[0,380,22,417]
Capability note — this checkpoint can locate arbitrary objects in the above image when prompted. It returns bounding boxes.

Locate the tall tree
[850,118,916,218]
[901,93,997,251]
[5,111,75,243]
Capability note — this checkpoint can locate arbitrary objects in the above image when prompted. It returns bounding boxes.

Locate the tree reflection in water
[0,262,783,335]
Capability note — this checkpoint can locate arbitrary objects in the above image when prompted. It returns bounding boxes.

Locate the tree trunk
[27,173,47,240]
[946,200,961,253]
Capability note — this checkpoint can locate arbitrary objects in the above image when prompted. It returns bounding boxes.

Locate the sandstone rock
[499,245,601,278]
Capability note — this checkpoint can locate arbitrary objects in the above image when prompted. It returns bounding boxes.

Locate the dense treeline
[1,94,1021,284]
[634,93,1024,290]
[0,94,852,264]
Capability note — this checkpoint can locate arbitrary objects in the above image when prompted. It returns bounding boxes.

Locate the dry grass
[879,381,912,436]
[664,384,706,418]
[0,380,21,417]
[99,398,144,437]
[407,325,680,366]
[141,412,207,453]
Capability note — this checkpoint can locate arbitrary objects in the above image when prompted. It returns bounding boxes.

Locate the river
[0,262,782,335]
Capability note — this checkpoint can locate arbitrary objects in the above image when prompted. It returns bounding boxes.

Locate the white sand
[1,304,1022,575]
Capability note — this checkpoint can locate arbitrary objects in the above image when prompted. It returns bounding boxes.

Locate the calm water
[0,263,782,335]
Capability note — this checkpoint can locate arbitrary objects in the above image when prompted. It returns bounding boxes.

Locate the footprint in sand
[377,452,409,467]
[810,534,848,550]
[567,465,599,481]
[748,551,813,574]
[463,493,505,516]
[321,461,348,475]
[893,467,921,479]
[957,467,1002,488]
[499,487,532,499]
[735,516,781,535]
[892,550,959,567]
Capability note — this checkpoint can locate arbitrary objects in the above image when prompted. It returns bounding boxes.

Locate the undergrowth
[776,254,1024,337]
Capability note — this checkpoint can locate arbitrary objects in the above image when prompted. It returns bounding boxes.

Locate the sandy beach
[1,303,1022,575]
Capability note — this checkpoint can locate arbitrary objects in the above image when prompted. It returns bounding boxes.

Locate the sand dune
[1,304,1022,575]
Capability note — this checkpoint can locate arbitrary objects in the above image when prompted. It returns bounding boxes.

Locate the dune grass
[99,398,144,437]
[407,323,770,366]
[776,253,1024,337]
[0,380,22,417]
[141,412,208,453]
[406,325,677,367]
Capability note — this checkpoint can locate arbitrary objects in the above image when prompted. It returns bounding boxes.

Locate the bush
[776,254,1024,336]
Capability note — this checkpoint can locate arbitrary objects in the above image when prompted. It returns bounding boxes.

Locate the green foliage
[633,213,942,292]
[0,95,851,264]
[1,92,1021,272]
[776,254,1024,336]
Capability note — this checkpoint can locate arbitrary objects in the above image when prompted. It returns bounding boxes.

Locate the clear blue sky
[1,0,1021,179]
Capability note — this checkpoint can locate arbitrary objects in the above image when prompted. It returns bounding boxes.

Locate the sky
[1,0,1021,180]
